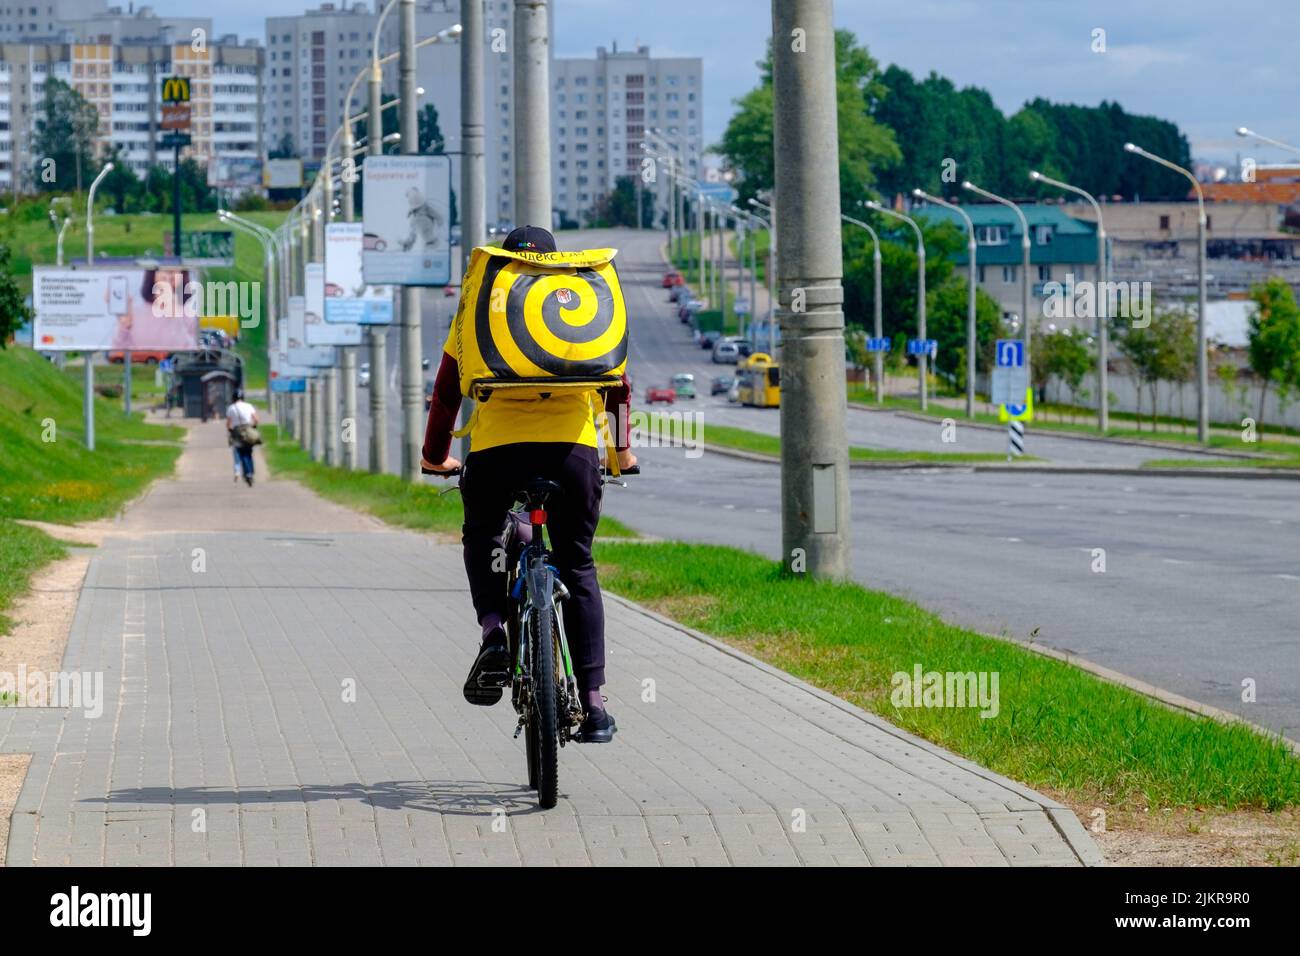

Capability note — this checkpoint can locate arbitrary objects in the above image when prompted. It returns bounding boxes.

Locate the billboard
[303,262,362,346]
[208,157,263,190]
[271,319,311,391]
[284,296,336,368]
[32,266,200,351]
[324,223,394,325]
[264,158,304,190]
[362,155,452,286]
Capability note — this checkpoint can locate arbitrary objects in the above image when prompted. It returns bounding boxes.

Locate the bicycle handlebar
[420,464,640,479]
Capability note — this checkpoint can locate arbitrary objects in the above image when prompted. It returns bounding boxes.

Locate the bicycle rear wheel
[527,604,559,809]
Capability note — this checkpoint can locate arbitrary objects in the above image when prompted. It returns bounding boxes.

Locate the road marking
[1003,536,1022,543]
[1275,573,1300,581]
[1163,558,1190,565]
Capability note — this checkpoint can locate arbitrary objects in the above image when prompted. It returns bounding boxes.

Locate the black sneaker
[574,706,617,743]
[463,634,510,706]
[244,474,254,487]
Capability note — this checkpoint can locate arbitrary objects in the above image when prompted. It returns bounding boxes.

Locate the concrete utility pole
[84,163,113,451]
[397,0,423,482]
[915,189,976,418]
[866,201,927,409]
[513,0,552,227]
[964,181,1031,396]
[1030,170,1108,431]
[367,7,392,474]
[772,0,850,580]
[841,215,883,403]
[1125,143,1207,441]
[459,0,486,462]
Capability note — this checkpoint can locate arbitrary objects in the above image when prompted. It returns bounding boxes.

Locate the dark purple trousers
[459,443,606,691]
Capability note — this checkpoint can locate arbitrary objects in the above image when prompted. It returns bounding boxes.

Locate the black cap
[502,225,556,253]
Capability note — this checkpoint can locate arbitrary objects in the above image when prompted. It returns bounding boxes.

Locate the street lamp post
[1125,142,1208,442]
[83,162,113,451]
[1030,170,1109,431]
[865,200,928,410]
[915,189,977,418]
[841,214,883,404]
[749,197,777,355]
[963,181,1031,400]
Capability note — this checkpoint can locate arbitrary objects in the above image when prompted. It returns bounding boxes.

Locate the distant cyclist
[421,225,635,743]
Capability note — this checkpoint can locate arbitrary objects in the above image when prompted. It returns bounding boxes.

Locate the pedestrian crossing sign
[998,387,1034,422]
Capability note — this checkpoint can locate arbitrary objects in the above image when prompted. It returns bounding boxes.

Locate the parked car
[644,385,676,405]
[670,373,697,399]
[107,350,171,364]
[712,338,741,364]
[668,285,688,303]
[661,271,684,288]
[678,299,703,323]
[711,375,734,396]
[697,329,722,351]
[735,338,754,358]
[358,362,371,388]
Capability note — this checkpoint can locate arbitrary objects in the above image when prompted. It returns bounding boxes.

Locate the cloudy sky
[209,0,1300,165]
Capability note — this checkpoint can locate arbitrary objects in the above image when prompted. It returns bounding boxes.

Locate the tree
[269,133,298,160]
[1035,327,1093,419]
[33,77,100,194]
[418,103,445,154]
[715,30,901,209]
[925,280,1004,391]
[100,148,142,213]
[586,176,651,229]
[1247,277,1300,429]
[0,245,30,347]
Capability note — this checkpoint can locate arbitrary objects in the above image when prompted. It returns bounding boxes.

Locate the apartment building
[0,35,263,194]
[550,43,703,227]
[263,0,521,224]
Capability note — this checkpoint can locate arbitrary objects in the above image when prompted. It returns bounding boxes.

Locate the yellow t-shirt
[442,340,599,452]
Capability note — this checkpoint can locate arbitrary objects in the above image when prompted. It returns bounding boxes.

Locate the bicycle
[423,461,636,810]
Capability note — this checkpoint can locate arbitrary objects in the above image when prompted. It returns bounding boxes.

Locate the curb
[882,408,1268,460]
[697,440,1300,480]
[605,592,1108,867]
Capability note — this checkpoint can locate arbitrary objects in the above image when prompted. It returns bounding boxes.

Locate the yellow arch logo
[162,77,190,103]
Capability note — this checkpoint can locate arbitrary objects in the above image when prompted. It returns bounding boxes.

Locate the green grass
[0,345,184,639]
[0,518,67,635]
[261,425,640,538]
[647,412,1017,464]
[0,347,183,524]
[595,540,1300,811]
[1141,458,1300,471]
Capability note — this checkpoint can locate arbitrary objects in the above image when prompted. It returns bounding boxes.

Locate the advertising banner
[272,318,315,389]
[303,263,362,346]
[324,223,394,325]
[32,266,200,351]
[264,158,304,189]
[361,155,452,286]
[285,296,336,368]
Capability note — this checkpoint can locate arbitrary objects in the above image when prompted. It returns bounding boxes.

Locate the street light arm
[912,188,973,236]
[961,181,1028,241]
[1236,127,1300,158]
[864,199,923,250]
[839,214,879,256]
[1124,143,1204,218]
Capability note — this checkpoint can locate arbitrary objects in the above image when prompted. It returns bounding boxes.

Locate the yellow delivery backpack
[450,244,629,468]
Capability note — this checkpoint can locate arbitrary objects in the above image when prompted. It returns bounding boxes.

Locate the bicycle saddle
[517,477,562,505]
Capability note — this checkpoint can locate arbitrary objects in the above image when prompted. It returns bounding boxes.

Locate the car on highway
[107,349,171,364]
[712,338,741,364]
[697,329,721,350]
[358,362,370,388]
[644,385,676,405]
[711,375,734,396]
[670,373,696,399]
[662,271,684,288]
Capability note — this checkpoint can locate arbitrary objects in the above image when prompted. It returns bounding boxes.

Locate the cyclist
[421,225,635,744]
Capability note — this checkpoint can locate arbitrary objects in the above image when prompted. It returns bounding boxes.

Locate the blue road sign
[866,337,891,352]
[995,338,1025,368]
[692,181,738,204]
[907,338,937,357]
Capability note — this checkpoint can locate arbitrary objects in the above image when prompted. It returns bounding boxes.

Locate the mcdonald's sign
[161,76,190,103]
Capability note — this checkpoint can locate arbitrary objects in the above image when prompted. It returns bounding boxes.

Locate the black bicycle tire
[530,603,559,809]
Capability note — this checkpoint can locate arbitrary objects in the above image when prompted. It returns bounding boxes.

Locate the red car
[661,271,684,288]
[108,350,171,364]
[644,385,676,405]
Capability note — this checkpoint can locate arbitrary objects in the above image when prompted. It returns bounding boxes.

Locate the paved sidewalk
[1,420,1101,866]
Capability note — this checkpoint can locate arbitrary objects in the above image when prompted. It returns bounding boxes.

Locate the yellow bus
[736,352,780,408]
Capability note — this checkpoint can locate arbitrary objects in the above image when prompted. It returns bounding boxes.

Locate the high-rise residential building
[550,43,703,227]
[0,0,107,41]
[263,0,522,225]
[0,31,263,195]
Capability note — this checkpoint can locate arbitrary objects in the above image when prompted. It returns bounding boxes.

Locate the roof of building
[1201,182,1300,205]
[914,202,1098,266]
